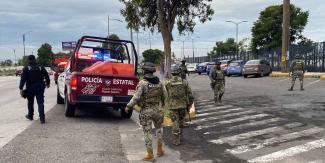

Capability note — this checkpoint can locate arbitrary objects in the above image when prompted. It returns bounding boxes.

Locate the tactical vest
[212,69,224,80]
[143,80,163,104]
[293,60,304,71]
[26,65,44,83]
[168,77,186,100]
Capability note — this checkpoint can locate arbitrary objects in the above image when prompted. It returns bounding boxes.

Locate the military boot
[300,85,304,91]
[143,148,155,162]
[173,134,181,146]
[157,141,164,157]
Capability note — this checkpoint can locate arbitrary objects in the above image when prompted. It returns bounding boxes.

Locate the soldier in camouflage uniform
[164,66,193,145]
[209,61,225,103]
[125,62,165,162]
[180,59,189,80]
[289,55,305,91]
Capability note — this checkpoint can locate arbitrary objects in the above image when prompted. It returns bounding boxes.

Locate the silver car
[243,60,272,78]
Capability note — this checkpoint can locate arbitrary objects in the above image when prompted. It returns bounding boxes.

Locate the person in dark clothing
[19,55,50,124]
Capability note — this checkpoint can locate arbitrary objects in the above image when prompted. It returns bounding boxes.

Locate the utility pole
[149,32,152,49]
[282,0,290,72]
[22,31,32,57]
[13,49,16,65]
[107,15,110,37]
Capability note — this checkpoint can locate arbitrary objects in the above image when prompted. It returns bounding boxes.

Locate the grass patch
[0,69,15,76]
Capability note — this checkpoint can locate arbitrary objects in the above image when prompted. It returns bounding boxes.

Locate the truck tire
[57,88,64,104]
[244,74,248,78]
[120,108,133,119]
[64,95,75,117]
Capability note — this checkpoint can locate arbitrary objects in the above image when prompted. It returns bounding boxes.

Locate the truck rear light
[70,76,77,90]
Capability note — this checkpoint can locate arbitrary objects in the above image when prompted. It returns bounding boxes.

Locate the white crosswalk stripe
[195,113,269,130]
[248,138,325,162]
[192,100,325,162]
[192,110,256,124]
[209,122,303,145]
[195,108,244,118]
[196,105,233,113]
[227,117,283,131]
[228,127,325,154]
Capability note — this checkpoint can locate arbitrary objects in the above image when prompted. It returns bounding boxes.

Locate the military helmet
[171,65,181,75]
[294,55,301,59]
[142,62,156,73]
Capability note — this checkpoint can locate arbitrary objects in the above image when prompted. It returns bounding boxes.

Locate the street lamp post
[23,30,32,57]
[191,36,200,63]
[107,15,123,37]
[226,20,248,59]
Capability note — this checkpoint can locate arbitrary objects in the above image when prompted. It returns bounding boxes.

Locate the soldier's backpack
[294,60,304,71]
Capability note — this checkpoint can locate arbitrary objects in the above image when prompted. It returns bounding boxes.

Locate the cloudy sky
[0,0,324,61]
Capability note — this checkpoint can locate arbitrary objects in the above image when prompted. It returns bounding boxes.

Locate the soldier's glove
[125,106,132,113]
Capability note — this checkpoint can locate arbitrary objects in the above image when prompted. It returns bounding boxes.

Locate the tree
[208,38,237,58]
[18,56,28,66]
[102,34,126,59]
[251,4,309,52]
[119,0,214,77]
[142,49,164,65]
[37,43,54,67]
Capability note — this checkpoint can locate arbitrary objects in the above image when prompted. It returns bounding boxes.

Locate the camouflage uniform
[180,61,188,80]
[289,56,305,91]
[126,62,165,161]
[209,63,225,103]
[164,67,193,145]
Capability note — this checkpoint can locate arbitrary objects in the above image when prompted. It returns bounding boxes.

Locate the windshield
[246,60,260,65]
[73,37,137,76]
[230,62,240,67]
[221,61,229,64]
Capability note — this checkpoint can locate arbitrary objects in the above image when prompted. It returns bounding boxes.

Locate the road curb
[271,72,325,78]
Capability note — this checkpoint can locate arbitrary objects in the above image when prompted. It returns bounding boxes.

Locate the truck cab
[57,36,139,118]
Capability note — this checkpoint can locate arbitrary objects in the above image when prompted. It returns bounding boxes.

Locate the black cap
[28,55,36,61]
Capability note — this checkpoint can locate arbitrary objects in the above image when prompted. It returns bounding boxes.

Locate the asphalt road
[163,74,325,163]
[1,74,325,163]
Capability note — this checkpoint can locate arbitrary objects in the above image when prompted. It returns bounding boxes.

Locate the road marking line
[195,99,213,104]
[228,127,325,154]
[196,108,244,118]
[209,122,302,145]
[196,105,233,113]
[194,113,269,130]
[217,114,270,124]
[307,160,324,163]
[305,79,321,87]
[227,117,283,131]
[248,138,325,163]
[193,110,256,124]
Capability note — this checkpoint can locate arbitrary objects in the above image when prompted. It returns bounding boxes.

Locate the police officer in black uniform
[19,55,50,124]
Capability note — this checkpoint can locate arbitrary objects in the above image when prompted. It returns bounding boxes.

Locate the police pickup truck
[57,36,139,118]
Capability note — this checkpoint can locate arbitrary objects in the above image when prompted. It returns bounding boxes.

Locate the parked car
[206,62,215,75]
[220,60,231,73]
[15,69,22,76]
[243,59,272,78]
[197,62,210,75]
[226,60,246,77]
[186,63,198,72]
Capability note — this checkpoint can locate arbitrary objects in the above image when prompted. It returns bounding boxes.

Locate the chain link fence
[185,42,325,72]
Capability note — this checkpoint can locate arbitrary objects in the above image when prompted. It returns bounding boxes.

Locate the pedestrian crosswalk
[192,99,325,162]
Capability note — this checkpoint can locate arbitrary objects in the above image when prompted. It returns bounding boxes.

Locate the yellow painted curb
[163,103,196,127]
[320,75,325,80]
[270,73,289,77]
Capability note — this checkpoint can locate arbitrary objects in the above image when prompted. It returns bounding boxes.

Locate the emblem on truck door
[81,84,100,95]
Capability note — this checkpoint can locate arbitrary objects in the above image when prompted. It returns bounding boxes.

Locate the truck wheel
[64,95,75,117]
[244,75,248,78]
[57,88,64,104]
[198,72,201,75]
[120,108,133,119]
